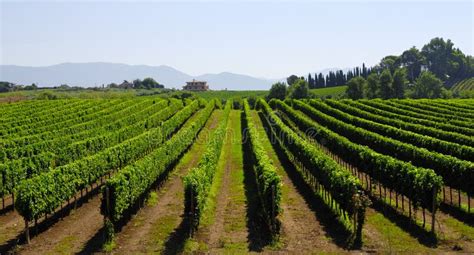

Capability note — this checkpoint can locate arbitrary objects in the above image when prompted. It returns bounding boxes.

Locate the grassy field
[310,85,347,98]
[451,78,474,98]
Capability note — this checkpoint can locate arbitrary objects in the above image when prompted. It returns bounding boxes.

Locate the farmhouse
[183,79,209,91]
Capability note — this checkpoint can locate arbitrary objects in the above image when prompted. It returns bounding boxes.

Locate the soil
[193,110,249,253]
[110,110,222,254]
[17,196,103,255]
[251,110,345,253]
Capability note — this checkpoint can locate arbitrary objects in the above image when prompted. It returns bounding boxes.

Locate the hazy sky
[1,0,473,78]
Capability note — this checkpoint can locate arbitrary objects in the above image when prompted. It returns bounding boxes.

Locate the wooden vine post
[106,186,110,220]
[271,184,276,234]
[431,187,437,234]
[25,219,30,244]
[190,188,194,237]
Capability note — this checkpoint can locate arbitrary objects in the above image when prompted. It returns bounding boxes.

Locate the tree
[346,76,366,99]
[421,37,454,81]
[0,81,14,93]
[287,75,299,86]
[400,47,425,82]
[288,79,309,99]
[366,73,380,99]
[362,63,368,78]
[24,83,38,91]
[317,73,325,88]
[132,79,142,89]
[413,71,444,98]
[267,82,287,100]
[392,68,407,98]
[141,77,164,89]
[379,69,393,99]
[379,55,400,73]
[307,73,315,89]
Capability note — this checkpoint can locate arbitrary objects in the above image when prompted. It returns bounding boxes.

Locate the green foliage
[286,75,299,86]
[413,71,444,98]
[263,99,367,237]
[37,91,58,100]
[293,99,473,197]
[379,55,400,73]
[378,37,474,85]
[421,38,454,81]
[15,100,201,221]
[267,82,287,100]
[243,99,282,235]
[0,99,184,198]
[0,81,15,93]
[288,79,309,99]
[141,77,165,89]
[346,77,366,99]
[451,78,474,98]
[366,73,380,99]
[309,85,347,98]
[379,69,393,99]
[278,99,443,210]
[183,100,232,230]
[360,99,474,135]
[400,47,425,82]
[317,99,474,161]
[338,99,474,146]
[392,68,407,98]
[102,100,216,225]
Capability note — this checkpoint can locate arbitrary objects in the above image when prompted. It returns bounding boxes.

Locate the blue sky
[1,1,472,78]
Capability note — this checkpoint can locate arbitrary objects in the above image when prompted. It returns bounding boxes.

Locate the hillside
[452,78,474,92]
[0,63,275,90]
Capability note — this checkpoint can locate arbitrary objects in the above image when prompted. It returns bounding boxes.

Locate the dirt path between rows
[110,110,222,254]
[280,107,474,253]
[18,196,103,255]
[192,110,249,253]
[251,110,345,253]
[0,209,23,252]
[2,108,217,255]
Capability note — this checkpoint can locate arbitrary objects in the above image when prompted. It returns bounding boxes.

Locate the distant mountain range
[0,62,346,90]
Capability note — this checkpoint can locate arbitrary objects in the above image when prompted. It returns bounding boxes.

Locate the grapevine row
[383,100,474,128]
[0,99,138,148]
[243,99,282,235]
[421,100,474,113]
[0,100,82,125]
[184,100,232,230]
[361,99,474,130]
[326,99,474,148]
[0,100,182,199]
[259,99,367,240]
[101,99,216,236]
[343,100,474,138]
[15,100,202,222]
[271,99,442,215]
[307,99,474,161]
[0,99,148,140]
[0,100,102,135]
[1,99,166,160]
[395,99,474,119]
[292,100,474,196]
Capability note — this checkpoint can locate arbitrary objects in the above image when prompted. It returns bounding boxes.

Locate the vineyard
[0,97,473,254]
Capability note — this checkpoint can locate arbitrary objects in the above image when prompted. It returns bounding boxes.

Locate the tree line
[269,37,473,100]
[0,77,165,93]
[287,63,373,90]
